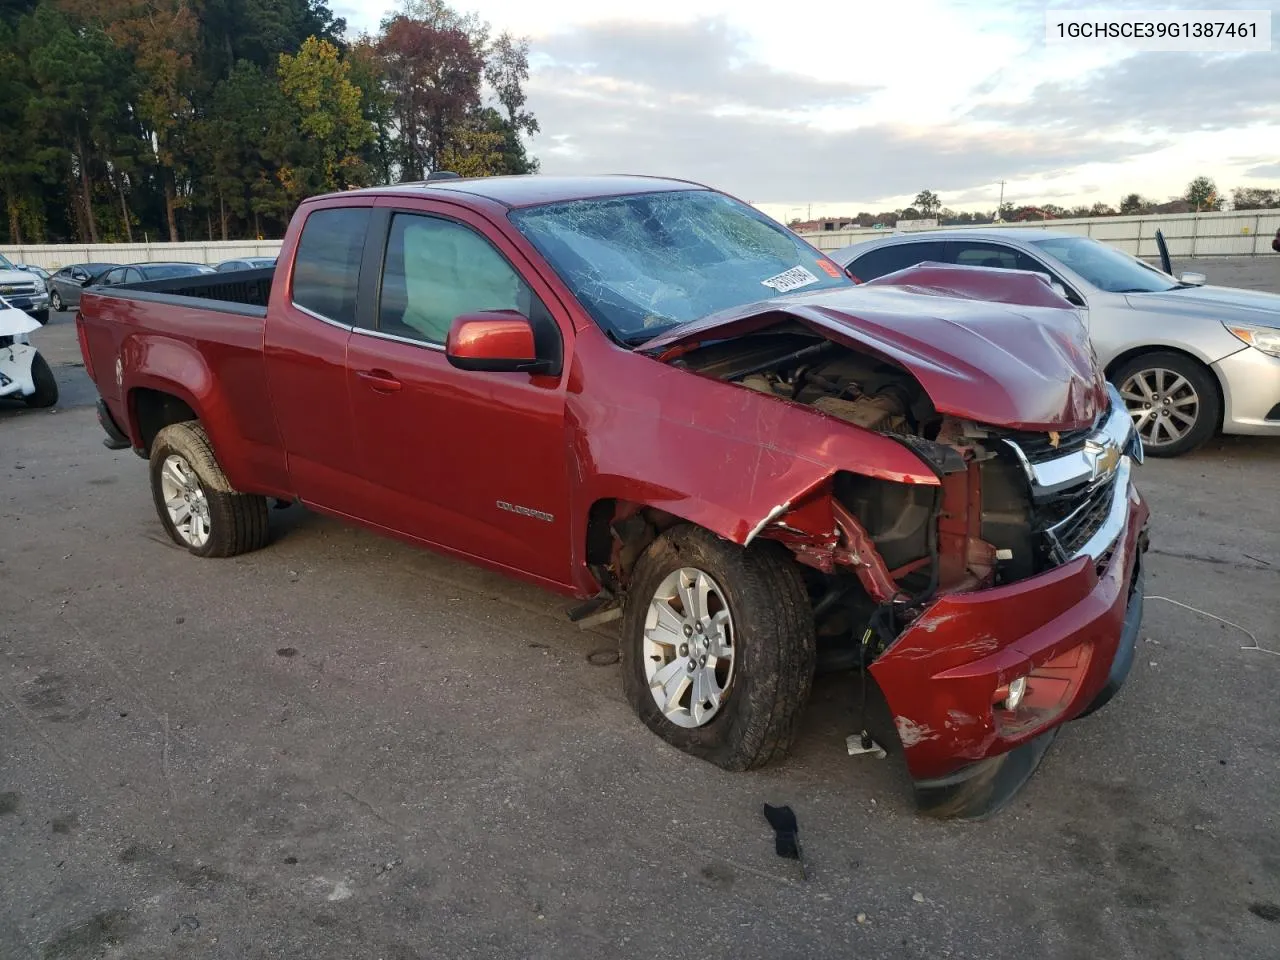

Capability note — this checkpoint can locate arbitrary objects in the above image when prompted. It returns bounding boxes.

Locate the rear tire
[620,524,816,771]
[50,290,63,312]
[23,352,58,408]
[148,421,271,558]
[1110,351,1219,458]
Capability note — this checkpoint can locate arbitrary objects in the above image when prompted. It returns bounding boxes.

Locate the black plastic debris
[763,803,807,880]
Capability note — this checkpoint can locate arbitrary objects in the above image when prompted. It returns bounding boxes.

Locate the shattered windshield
[509,189,852,344]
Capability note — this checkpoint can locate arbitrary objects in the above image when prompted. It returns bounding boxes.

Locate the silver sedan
[829,228,1280,456]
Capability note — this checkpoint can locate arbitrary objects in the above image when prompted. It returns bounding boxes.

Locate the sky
[336,0,1280,221]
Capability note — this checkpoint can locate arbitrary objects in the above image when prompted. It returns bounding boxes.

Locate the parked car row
[830,229,1280,457]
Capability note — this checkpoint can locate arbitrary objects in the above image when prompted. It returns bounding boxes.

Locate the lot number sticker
[761,265,820,293]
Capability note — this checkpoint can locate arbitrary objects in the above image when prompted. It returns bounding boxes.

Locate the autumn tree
[377,13,483,179]
[277,36,374,196]
[62,0,200,240]
[1185,176,1220,212]
[0,0,542,243]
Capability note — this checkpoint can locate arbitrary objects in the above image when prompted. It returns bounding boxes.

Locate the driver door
[344,200,574,587]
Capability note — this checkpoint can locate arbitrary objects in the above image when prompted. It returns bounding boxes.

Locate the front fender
[571,365,940,550]
[0,342,37,398]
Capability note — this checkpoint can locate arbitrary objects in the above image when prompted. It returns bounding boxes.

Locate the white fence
[798,208,1280,258]
[0,240,284,271]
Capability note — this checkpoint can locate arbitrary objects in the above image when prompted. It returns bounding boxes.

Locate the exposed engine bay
[666,321,1138,667]
[671,325,932,437]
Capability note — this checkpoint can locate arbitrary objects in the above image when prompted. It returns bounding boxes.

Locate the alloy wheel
[642,566,736,728]
[1119,367,1199,447]
[159,454,212,548]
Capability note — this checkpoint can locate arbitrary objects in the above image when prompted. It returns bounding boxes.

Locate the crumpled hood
[1125,284,1280,328]
[642,263,1107,432]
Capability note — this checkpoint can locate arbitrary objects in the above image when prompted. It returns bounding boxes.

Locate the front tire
[620,525,815,771]
[148,422,271,557]
[32,309,49,325]
[23,352,58,408]
[1111,351,1219,457]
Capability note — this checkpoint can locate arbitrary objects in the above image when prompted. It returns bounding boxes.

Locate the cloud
[969,5,1280,137]
[525,17,1156,203]
[1245,161,1280,179]
[535,17,879,113]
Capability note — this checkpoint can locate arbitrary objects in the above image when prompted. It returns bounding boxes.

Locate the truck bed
[91,267,275,317]
[77,269,287,497]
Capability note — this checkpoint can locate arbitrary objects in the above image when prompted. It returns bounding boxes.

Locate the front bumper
[0,342,37,399]
[3,294,49,315]
[1213,346,1280,436]
[869,472,1150,820]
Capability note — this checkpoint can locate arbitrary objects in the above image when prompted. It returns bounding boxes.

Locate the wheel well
[584,498,686,589]
[131,388,198,454]
[1103,345,1225,432]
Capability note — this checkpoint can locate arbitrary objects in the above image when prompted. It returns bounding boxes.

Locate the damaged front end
[656,304,1149,820]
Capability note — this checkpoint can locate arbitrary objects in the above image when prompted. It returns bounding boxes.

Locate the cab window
[376,212,543,346]
[291,206,372,326]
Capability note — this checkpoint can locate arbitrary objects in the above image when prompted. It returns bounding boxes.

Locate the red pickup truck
[77,175,1150,819]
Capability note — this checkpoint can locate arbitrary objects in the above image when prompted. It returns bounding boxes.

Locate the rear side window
[846,241,947,281]
[291,206,372,325]
[946,241,1043,272]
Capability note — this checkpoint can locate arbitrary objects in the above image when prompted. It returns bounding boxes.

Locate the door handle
[356,369,402,393]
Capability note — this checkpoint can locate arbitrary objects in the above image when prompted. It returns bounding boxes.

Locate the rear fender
[122,335,254,490]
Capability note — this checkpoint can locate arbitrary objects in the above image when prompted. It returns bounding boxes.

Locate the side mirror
[1051,280,1068,299]
[445,310,551,374]
[73,271,89,283]
[1179,271,1207,286]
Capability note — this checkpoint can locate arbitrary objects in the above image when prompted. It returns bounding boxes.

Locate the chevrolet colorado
[76,175,1150,818]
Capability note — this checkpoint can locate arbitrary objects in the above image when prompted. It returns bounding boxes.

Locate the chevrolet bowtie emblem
[1085,438,1121,480]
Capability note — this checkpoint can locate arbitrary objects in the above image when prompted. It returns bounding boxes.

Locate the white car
[0,296,57,407]
[831,228,1280,456]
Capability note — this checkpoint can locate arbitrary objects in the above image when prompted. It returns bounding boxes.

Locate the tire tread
[149,421,271,557]
[620,524,816,772]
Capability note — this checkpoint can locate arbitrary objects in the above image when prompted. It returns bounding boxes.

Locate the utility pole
[997,180,1006,209]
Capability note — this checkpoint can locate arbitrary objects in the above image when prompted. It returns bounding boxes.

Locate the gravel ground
[2,270,1279,959]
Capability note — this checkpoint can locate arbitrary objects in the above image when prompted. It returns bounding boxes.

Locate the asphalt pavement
[2,266,1279,959]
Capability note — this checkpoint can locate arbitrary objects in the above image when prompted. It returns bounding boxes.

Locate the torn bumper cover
[869,468,1150,820]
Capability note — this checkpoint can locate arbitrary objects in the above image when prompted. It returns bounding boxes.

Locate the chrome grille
[1044,474,1117,562]
[997,423,1094,459]
[999,384,1139,570]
